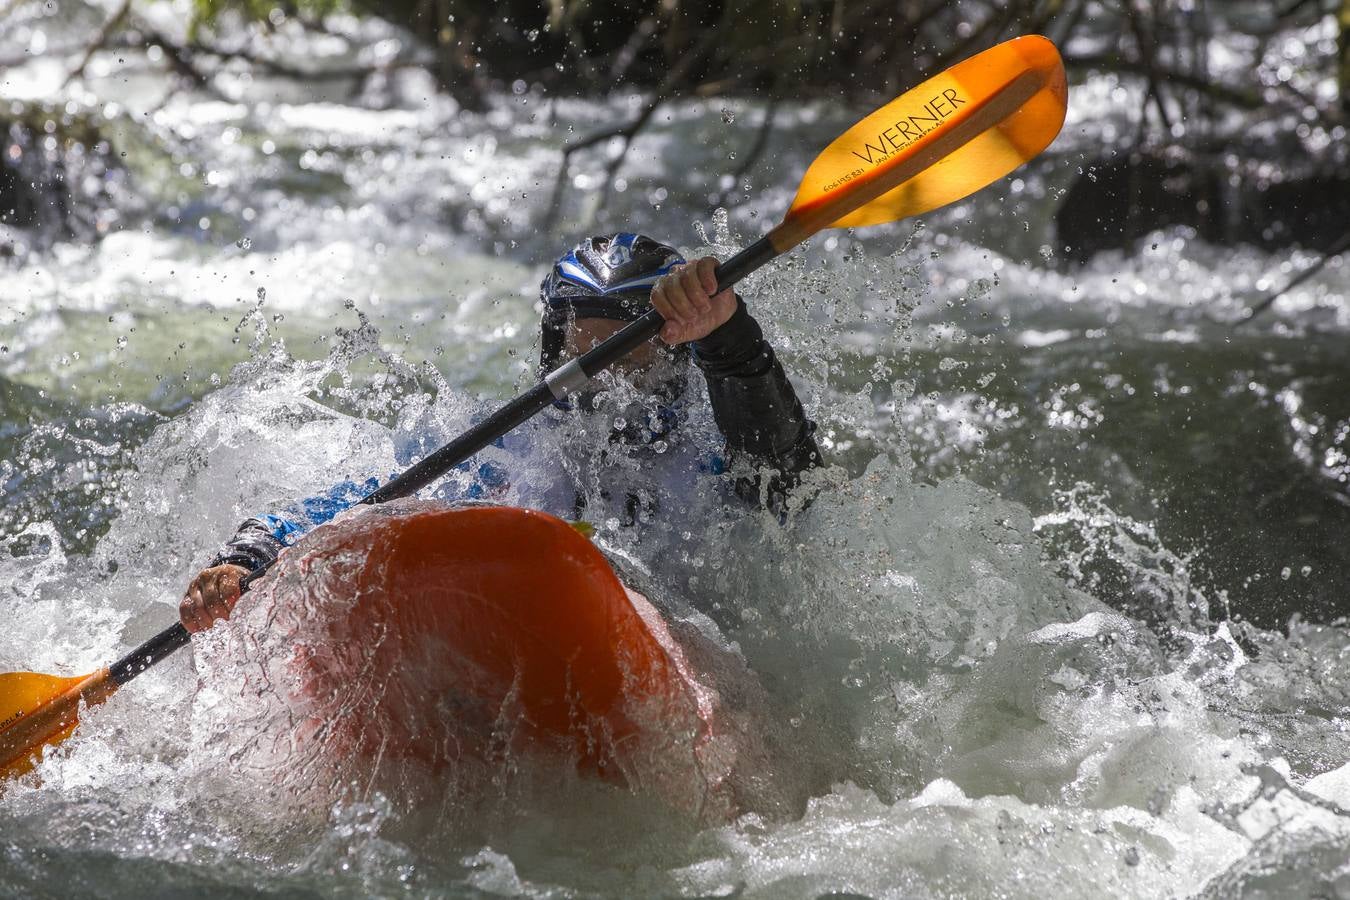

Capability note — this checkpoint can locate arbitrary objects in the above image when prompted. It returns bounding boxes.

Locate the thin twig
[709,99,778,212]
[589,101,664,224]
[918,4,1020,81]
[556,11,601,87]
[139,27,217,93]
[1064,53,1263,108]
[189,39,426,82]
[1236,230,1350,325]
[1048,0,1089,46]
[541,100,662,230]
[609,13,661,82]
[1025,0,1067,36]
[1124,0,1173,142]
[61,0,132,89]
[1275,0,1327,20]
[542,28,720,230]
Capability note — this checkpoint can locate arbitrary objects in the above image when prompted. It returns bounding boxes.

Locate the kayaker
[180,232,822,632]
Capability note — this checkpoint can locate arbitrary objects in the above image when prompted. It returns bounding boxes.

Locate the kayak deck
[249,502,728,816]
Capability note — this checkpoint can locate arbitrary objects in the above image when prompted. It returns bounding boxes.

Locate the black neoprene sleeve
[693,295,823,510]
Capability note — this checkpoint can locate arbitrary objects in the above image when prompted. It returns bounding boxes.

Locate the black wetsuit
[694,295,821,508]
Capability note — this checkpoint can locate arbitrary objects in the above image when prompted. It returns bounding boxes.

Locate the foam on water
[2,7,1350,896]
[5,300,1349,896]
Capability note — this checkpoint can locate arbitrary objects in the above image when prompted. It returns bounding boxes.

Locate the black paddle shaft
[361,236,775,503]
[109,237,777,688]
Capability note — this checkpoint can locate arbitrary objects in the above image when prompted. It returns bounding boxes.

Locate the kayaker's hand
[650,256,736,345]
[180,564,248,633]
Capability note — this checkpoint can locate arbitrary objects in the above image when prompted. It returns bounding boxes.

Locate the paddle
[0,34,1067,780]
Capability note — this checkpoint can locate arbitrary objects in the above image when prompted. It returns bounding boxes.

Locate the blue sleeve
[217,455,515,572]
[230,476,382,550]
[207,478,375,572]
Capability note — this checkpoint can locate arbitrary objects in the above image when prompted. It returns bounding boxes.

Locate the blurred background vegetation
[3,0,1349,265]
[174,0,1350,119]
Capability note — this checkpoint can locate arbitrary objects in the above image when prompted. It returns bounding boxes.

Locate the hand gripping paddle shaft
[363,35,1066,504]
[0,35,1067,780]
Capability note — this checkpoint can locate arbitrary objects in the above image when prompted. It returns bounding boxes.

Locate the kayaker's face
[562,317,676,385]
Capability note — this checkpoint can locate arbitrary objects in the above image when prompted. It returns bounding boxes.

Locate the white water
[2,4,1350,897]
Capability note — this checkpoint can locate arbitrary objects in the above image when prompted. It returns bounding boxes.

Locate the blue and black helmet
[538,232,688,377]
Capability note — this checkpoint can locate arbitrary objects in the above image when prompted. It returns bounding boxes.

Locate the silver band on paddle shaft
[545,359,590,401]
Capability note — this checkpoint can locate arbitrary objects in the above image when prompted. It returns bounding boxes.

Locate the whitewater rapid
[3,6,1350,897]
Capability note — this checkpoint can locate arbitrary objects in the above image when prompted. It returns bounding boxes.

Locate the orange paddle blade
[775,35,1066,246]
[0,669,114,779]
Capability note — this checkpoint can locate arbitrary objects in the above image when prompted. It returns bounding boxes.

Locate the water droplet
[711,207,731,245]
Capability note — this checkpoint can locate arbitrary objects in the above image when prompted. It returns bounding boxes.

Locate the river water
[2,6,1349,898]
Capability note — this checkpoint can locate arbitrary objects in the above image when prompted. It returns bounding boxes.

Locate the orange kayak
[248,501,732,817]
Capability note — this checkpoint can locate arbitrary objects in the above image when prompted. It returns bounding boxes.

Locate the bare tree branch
[709,99,778,212]
[1123,0,1173,142]
[1047,0,1090,46]
[188,38,426,82]
[1064,53,1263,108]
[61,0,133,89]
[609,12,661,82]
[542,96,662,230]
[542,26,721,229]
[137,27,218,94]
[1236,229,1350,325]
